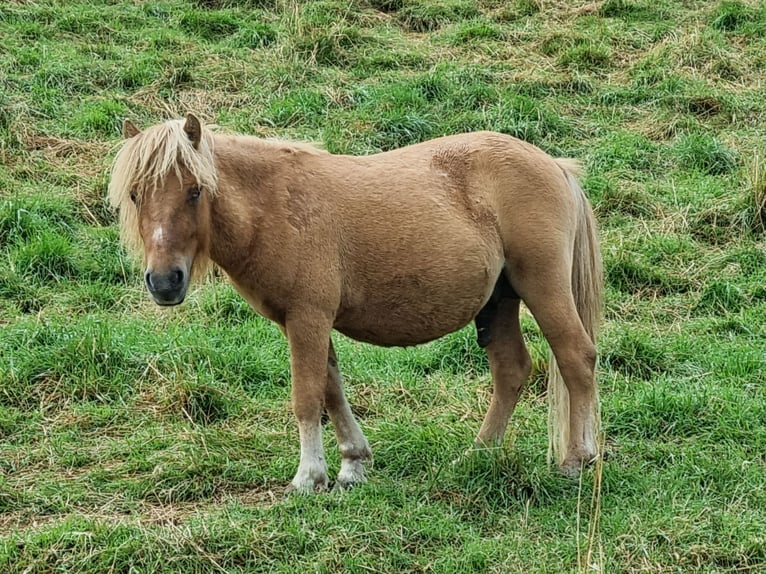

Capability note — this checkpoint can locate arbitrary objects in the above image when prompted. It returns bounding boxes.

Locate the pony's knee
[574,340,597,375]
[292,393,325,422]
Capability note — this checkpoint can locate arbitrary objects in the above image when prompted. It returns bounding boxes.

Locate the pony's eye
[188,186,201,202]
[130,191,138,204]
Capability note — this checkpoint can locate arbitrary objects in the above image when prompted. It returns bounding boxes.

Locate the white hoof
[288,466,329,494]
[335,458,367,490]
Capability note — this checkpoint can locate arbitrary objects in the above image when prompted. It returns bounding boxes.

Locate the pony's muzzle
[145,266,188,306]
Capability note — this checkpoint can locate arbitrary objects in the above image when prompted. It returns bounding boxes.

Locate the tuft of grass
[369,109,435,150]
[0,405,34,439]
[280,2,379,67]
[399,328,488,378]
[447,19,504,45]
[230,22,279,49]
[602,329,672,380]
[605,247,694,297]
[736,151,766,235]
[293,25,371,67]
[174,381,233,425]
[688,202,740,244]
[491,93,572,151]
[10,231,79,282]
[196,282,258,323]
[672,132,738,176]
[695,280,746,314]
[324,79,443,152]
[0,317,142,409]
[599,0,656,20]
[509,0,541,18]
[66,282,128,313]
[116,55,163,90]
[589,176,659,218]
[709,1,763,33]
[192,0,277,8]
[588,131,664,176]
[0,194,77,245]
[263,88,329,128]
[397,0,480,32]
[559,42,613,71]
[69,100,129,138]
[730,245,766,276]
[179,8,242,40]
[369,0,406,13]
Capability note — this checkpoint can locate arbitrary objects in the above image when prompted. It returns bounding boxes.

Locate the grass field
[1,0,765,572]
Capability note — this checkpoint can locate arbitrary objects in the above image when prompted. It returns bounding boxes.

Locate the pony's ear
[123,119,141,139]
[184,113,202,149]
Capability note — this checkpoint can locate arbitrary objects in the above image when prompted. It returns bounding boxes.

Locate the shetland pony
[109,114,602,492]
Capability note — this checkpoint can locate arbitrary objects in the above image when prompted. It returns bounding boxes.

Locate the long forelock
[107,119,218,261]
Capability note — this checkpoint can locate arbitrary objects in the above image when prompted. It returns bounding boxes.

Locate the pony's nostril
[171,268,184,287]
[145,271,154,290]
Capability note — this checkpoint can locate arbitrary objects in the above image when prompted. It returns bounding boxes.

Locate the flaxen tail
[548,159,603,466]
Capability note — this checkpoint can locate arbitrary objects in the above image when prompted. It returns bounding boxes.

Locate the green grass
[1,0,766,572]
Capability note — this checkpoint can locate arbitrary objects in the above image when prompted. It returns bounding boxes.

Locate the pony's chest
[228,276,287,326]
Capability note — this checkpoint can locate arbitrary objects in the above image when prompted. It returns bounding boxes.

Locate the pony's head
[108,114,217,306]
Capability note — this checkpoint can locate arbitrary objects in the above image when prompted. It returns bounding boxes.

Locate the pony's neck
[206,135,271,276]
[204,134,324,278]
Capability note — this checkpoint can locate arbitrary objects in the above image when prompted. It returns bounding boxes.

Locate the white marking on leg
[291,420,328,493]
[337,458,367,489]
[329,399,372,488]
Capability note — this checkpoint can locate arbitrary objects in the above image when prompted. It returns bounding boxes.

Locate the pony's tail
[548,159,603,466]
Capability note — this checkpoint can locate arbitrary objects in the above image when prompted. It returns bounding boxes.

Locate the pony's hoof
[335,459,367,491]
[559,452,599,477]
[286,472,330,495]
[286,480,329,495]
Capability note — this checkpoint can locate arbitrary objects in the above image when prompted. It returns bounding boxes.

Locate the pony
[108,114,602,493]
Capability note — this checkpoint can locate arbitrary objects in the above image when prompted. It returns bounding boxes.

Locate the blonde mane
[107,119,218,261]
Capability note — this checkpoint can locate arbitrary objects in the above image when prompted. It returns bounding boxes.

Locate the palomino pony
[109,114,602,493]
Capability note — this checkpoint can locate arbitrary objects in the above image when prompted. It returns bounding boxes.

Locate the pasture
[1,0,765,572]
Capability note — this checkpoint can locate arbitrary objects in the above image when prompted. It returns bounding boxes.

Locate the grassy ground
[1,0,765,572]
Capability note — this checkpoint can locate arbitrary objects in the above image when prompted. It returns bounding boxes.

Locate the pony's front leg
[285,311,333,493]
[326,341,371,489]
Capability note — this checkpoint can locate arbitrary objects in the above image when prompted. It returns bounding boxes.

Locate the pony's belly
[335,311,477,347]
[335,277,496,347]
[335,231,505,346]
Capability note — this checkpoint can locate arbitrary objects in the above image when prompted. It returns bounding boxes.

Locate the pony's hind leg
[325,340,372,489]
[514,268,599,475]
[476,297,532,445]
